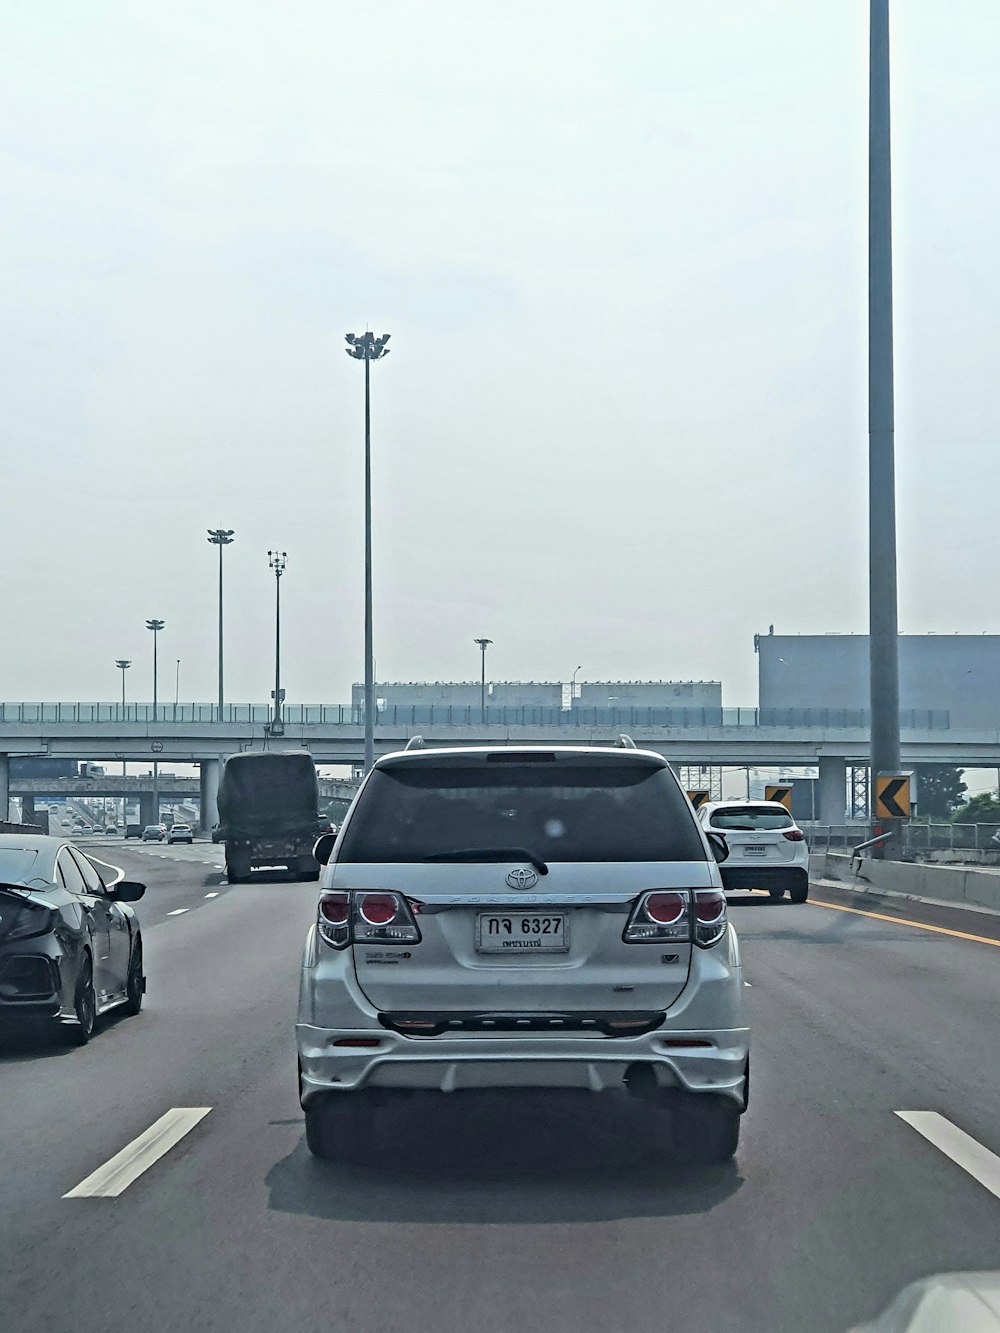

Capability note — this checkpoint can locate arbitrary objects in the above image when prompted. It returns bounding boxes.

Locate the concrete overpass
[0,699,992,824]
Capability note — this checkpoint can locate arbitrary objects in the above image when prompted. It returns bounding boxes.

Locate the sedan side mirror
[706,831,729,864]
[108,880,146,902]
[313,833,336,866]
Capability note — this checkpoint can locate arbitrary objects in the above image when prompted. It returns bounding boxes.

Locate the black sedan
[0,835,145,1045]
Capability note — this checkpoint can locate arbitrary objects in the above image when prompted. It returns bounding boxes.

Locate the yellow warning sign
[686,789,710,810]
[765,785,793,812]
[875,773,911,820]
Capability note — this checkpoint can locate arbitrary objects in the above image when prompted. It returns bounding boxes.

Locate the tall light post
[146,619,164,823]
[268,551,287,733]
[174,659,181,717]
[207,529,235,722]
[474,638,493,723]
[346,330,391,773]
[571,665,583,701]
[116,659,131,825]
[869,0,900,843]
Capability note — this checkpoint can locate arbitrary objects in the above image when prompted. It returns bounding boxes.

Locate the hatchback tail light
[782,829,805,842]
[316,891,420,949]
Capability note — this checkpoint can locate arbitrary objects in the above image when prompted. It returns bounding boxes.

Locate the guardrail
[806,822,1000,854]
[0,702,952,730]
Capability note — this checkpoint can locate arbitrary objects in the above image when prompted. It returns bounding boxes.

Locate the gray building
[352,679,722,711]
[757,634,1000,730]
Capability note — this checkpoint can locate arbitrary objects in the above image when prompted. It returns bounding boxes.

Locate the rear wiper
[423,848,549,876]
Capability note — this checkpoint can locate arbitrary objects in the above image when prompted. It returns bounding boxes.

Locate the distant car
[141,825,164,842]
[124,824,142,840]
[105,826,118,836]
[0,833,146,1044]
[697,800,809,903]
[167,823,193,844]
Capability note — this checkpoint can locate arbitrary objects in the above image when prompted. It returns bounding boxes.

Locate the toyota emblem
[506,868,538,891]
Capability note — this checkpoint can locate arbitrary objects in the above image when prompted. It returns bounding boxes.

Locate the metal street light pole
[474,638,493,723]
[346,330,391,773]
[174,659,181,717]
[116,659,131,824]
[571,665,582,701]
[869,0,901,838]
[207,529,235,723]
[268,551,287,732]
[145,620,164,823]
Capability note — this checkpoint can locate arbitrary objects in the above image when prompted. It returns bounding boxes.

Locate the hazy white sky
[2,0,999,707]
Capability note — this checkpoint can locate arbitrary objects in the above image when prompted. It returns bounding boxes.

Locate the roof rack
[616,734,637,749]
[404,735,425,751]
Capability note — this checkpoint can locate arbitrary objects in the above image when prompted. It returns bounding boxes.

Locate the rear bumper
[297,1021,750,1103]
[720,865,808,891]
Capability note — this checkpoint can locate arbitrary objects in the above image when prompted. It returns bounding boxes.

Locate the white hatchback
[297,741,750,1165]
[697,800,809,902]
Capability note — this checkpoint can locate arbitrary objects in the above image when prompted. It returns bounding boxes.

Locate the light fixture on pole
[571,665,583,701]
[207,529,235,723]
[115,659,131,822]
[145,619,165,823]
[474,638,493,723]
[346,330,391,773]
[268,550,287,733]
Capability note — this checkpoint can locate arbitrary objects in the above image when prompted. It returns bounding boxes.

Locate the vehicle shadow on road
[266,1090,743,1225]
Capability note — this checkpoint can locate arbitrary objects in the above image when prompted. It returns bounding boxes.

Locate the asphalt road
[1,844,999,1332]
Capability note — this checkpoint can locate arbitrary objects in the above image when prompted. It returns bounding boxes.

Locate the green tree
[952,790,1000,825]
[914,765,967,819]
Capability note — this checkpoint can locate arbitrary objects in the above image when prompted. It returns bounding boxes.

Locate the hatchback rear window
[338,762,706,863]
[0,848,42,885]
[710,807,793,831]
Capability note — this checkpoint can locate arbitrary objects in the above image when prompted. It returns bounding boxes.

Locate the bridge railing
[0,702,951,730]
[807,822,1000,854]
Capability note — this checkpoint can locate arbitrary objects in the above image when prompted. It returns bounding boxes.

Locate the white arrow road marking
[897,1112,1000,1202]
[64,1108,212,1198]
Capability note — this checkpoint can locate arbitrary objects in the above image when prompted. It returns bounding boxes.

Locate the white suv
[297,741,750,1164]
[698,800,810,903]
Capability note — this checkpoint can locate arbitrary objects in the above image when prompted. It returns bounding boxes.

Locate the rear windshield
[338,762,706,864]
[0,848,42,885]
[710,807,793,831]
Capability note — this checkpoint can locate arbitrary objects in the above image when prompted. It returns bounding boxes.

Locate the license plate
[743,845,767,857]
[476,912,568,953]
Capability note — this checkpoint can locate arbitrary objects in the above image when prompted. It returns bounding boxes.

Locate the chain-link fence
[805,822,1000,856]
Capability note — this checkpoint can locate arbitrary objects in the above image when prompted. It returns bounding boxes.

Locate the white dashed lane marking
[166,908,189,916]
[64,1108,212,1198]
[204,892,219,899]
[897,1112,1000,1203]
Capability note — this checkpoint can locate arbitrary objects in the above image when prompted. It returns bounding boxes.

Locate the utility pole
[869,0,900,846]
[174,659,181,717]
[346,330,391,772]
[116,659,131,825]
[207,529,235,722]
[145,619,164,822]
[268,551,287,733]
[474,638,493,723]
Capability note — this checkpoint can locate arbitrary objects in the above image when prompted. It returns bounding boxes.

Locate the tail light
[317,891,420,949]
[693,889,727,948]
[0,901,54,942]
[782,829,805,842]
[624,889,728,949]
[623,891,691,944]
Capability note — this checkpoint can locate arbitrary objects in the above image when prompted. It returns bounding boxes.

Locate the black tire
[304,1092,375,1161]
[123,937,144,1016]
[670,1091,741,1164]
[768,887,785,902]
[226,846,252,884]
[70,951,97,1046]
[789,877,809,904]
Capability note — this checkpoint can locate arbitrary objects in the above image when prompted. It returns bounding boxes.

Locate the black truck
[217,751,321,883]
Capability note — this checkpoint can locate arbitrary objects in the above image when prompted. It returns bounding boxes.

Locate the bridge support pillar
[139,792,155,827]
[199,758,222,833]
[818,757,848,823]
[0,754,8,822]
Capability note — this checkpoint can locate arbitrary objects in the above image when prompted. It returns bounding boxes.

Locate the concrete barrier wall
[812,851,1000,913]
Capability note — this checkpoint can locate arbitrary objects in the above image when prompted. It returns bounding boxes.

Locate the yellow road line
[810,897,1000,948]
